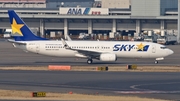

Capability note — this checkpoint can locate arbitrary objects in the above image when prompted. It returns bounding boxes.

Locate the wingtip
[61,38,64,41]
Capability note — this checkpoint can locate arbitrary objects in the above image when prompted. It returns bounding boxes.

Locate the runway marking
[116,82,180,94]
[0,81,121,91]
[114,90,180,94]
[130,82,180,90]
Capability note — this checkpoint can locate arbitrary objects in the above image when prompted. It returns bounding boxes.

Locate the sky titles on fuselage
[113,43,149,52]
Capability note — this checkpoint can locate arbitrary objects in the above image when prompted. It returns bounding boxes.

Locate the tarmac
[0,70,180,100]
[0,39,180,101]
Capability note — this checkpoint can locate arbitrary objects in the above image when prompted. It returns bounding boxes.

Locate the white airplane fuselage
[14,40,173,60]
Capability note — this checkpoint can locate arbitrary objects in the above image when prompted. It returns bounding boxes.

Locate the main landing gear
[87,59,93,64]
[154,61,158,64]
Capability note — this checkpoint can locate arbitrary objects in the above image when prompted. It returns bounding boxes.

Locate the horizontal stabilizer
[7,39,26,45]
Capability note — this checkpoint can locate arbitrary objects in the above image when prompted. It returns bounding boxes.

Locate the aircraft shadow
[35,61,124,65]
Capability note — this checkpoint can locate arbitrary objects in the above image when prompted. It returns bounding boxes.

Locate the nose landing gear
[154,61,158,64]
[155,57,164,64]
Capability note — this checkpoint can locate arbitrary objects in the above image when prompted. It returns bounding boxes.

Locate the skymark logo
[113,44,135,51]
[11,18,24,36]
[113,43,149,52]
[136,43,149,52]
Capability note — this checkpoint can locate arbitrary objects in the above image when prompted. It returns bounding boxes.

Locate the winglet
[66,35,72,41]
[61,38,71,49]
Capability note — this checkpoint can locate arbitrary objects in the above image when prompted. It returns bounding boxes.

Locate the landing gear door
[36,43,40,53]
[152,45,156,53]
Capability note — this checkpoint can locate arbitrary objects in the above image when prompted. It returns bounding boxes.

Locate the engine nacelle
[99,53,117,61]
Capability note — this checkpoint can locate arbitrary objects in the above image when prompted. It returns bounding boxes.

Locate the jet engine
[99,53,117,61]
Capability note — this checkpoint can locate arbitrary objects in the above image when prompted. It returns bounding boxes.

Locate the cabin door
[152,45,156,53]
[36,43,40,53]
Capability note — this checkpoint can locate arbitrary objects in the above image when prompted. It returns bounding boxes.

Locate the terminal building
[0,0,179,41]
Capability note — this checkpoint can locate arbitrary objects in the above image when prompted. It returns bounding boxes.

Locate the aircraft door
[101,46,104,51]
[96,46,100,51]
[36,43,40,53]
[152,45,156,53]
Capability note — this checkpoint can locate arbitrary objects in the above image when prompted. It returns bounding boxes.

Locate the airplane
[7,10,174,64]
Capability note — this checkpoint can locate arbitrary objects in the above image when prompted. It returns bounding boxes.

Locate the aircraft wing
[74,49,101,58]
[61,38,102,58]
[7,39,27,45]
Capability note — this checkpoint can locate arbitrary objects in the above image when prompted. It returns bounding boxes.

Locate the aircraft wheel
[87,59,93,64]
[155,61,158,64]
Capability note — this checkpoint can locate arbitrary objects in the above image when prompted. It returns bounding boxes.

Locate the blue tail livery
[8,10,48,41]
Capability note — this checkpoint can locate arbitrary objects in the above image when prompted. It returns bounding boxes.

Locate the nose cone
[168,49,174,55]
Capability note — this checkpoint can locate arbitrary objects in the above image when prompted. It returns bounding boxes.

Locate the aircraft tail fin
[8,10,48,41]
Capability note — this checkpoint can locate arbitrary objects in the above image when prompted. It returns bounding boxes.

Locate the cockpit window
[160,47,167,49]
